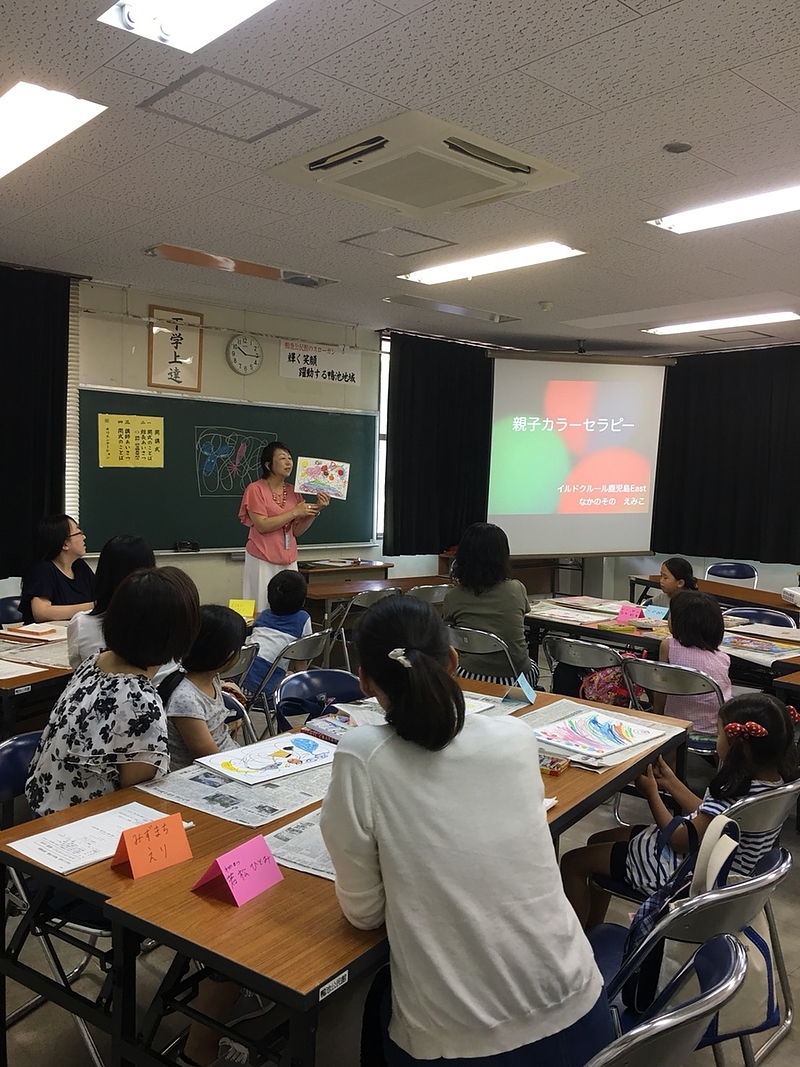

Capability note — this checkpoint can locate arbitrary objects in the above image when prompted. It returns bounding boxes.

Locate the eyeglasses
[67,529,85,538]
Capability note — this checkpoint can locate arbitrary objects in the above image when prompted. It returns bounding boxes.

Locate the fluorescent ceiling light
[642,311,800,336]
[399,241,584,285]
[97,0,280,53]
[646,184,800,234]
[0,82,106,181]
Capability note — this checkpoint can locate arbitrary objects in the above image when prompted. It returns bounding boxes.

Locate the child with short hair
[561,692,799,928]
[163,604,247,771]
[243,569,312,700]
[656,589,732,734]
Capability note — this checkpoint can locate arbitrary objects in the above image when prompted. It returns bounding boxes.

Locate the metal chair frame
[1,732,107,1066]
[219,643,259,744]
[247,628,333,737]
[447,626,518,681]
[585,935,747,1067]
[589,848,793,1067]
[404,584,449,605]
[704,563,759,588]
[331,588,402,671]
[722,607,796,628]
[542,635,625,685]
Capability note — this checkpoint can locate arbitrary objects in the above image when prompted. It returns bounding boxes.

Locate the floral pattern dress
[25,654,169,816]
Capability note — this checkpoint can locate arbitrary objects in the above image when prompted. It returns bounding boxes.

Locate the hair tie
[725,721,768,740]
[388,648,412,669]
[787,706,800,724]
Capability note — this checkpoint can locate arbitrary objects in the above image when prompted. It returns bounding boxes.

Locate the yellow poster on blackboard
[98,414,164,468]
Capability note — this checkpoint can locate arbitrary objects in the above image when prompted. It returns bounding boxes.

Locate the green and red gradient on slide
[488,380,651,515]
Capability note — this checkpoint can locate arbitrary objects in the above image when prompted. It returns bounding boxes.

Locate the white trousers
[242,552,298,613]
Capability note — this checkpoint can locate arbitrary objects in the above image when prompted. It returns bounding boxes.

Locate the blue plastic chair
[584,935,747,1067]
[722,607,796,628]
[275,668,365,722]
[0,596,23,624]
[704,563,758,588]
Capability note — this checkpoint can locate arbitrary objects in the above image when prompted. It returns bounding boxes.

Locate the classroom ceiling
[4,0,800,356]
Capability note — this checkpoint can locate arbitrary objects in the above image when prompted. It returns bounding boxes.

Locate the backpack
[621,816,740,1013]
[579,651,647,707]
[157,668,186,706]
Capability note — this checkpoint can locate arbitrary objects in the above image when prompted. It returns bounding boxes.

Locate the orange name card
[111,813,192,878]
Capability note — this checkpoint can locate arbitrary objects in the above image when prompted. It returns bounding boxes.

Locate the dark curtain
[0,266,70,577]
[384,333,493,555]
[652,345,800,562]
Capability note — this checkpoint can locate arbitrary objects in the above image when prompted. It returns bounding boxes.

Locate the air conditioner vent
[268,111,577,219]
[444,137,532,175]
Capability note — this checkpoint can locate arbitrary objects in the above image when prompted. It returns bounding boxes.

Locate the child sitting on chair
[243,569,312,704]
[161,604,247,771]
[560,693,799,928]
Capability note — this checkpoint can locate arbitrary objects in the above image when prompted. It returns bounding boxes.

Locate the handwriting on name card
[616,604,645,622]
[644,604,669,620]
[111,813,192,878]
[191,835,283,906]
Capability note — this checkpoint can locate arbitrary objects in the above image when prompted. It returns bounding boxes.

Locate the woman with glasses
[19,515,95,623]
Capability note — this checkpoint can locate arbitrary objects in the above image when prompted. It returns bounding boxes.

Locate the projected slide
[488,362,665,556]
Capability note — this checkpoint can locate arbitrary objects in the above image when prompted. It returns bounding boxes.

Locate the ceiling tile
[514,71,794,174]
[312,0,638,108]
[734,47,800,110]
[526,0,800,110]
[0,154,110,228]
[425,72,599,142]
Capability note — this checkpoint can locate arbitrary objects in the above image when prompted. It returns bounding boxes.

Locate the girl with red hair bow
[562,693,799,926]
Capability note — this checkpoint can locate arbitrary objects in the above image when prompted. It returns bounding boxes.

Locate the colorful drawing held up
[295,456,350,499]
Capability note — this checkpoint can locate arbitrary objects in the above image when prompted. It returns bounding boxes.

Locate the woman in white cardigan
[320,597,613,1067]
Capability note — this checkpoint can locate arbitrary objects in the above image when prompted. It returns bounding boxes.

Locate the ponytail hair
[710,693,799,800]
[353,596,465,751]
[663,556,698,591]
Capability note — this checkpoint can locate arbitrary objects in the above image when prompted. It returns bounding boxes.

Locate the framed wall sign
[148,306,203,392]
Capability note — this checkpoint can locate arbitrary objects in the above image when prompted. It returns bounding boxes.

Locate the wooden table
[305,575,450,628]
[0,686,687,1067]
[298,560,392,583]
[0,663,71,741]
[629,573,800,622]
[526,606,800,690]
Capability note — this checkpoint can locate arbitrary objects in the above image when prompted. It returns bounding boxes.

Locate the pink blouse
[238,480,304,565]
[664,637,732,735]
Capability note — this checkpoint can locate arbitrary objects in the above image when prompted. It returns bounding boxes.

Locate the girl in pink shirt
[656,589,732,735]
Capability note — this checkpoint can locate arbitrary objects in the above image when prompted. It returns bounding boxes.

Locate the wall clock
[226,333,263,375]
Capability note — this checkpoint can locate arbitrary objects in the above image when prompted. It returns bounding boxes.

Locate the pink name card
[616,604,645,623]
[191,835,283,906]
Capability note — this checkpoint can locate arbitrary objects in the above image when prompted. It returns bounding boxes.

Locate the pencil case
[539,753,569,777]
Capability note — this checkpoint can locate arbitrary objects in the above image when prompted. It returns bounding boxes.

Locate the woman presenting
[238,441,330,610]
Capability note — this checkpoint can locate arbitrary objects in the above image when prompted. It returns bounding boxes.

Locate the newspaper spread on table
[0,640,71,668]
[264,809,335,880]
[138,763,333,827]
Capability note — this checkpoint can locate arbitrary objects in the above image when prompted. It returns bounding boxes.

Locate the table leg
[111,921,139,1067]
[628,577,635,602]
[288,1005,319,1067]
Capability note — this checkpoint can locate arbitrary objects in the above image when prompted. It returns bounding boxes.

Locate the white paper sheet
[264,810,335,881]
[527,603,618,625]
[0,659,48,679]
[138,764,332,827]
[0,641,72,668]
[8,801,167,874]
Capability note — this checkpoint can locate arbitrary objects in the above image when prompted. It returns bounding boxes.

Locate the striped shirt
[625,780,783,894]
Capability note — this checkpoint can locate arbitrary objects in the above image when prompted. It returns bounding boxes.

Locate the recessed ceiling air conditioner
[267,111,578,219]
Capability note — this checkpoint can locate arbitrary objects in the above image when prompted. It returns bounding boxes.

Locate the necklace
[270,480,287,507]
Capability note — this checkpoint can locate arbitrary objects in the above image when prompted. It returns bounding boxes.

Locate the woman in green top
[443,523,539,687]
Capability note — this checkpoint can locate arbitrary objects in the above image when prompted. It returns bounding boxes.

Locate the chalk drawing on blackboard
[195,427,277,497]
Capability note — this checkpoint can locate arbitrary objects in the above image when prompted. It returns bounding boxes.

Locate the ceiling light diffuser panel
[0,83,106,180]
[642,312,800,335]
[399,242,584,285]
[97,0,280,53]
[647,185,800,234]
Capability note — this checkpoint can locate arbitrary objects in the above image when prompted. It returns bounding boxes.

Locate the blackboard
[79,389,377,551]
